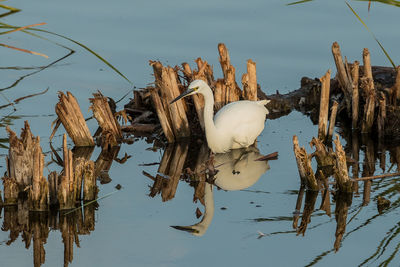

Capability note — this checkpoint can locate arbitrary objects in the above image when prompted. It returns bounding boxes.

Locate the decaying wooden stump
[351,61,360,129]
[2,177,18,205]
[333,135,352,192]
[58,134,76,210]
[293,136,318,190]
[332,42,353,116]
[55,92,94,147]
[6,121,37,190]
[327,101,339,141]
[48,171,59,206]
[218,43,241,103]
[29,136,49,211]
[242,59,258,101]
[318,70,331,140]
[89,92,122,148]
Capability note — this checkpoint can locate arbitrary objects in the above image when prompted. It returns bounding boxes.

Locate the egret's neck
[201,86,218,138]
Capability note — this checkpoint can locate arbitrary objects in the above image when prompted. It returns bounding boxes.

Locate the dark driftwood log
[55,92,94,147]
[89,92,122,148]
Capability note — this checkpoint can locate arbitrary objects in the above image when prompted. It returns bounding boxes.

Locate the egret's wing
[232,124,254,147]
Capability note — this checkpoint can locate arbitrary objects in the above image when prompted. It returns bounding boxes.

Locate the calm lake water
[1,0,400,266]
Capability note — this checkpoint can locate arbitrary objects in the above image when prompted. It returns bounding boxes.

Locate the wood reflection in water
[294,130,400,258]
[334,191,352,252]
[1,203,98,267]
[146,143,189,202]
[94,145,121,185]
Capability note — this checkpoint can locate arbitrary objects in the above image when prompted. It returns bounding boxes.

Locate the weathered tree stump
[55,92,94,147]
[28,136,49,211]
[2,177,18,205]
[6,121,37,190]
[218,43,241,103]
[293,136,318,190]
[58,134,77,210]
[89,92,122,148]
[333,135,353,192]
[242,59,258,101]
[318,70,331,140]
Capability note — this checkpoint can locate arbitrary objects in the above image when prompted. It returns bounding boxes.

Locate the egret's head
[170,79,207,104]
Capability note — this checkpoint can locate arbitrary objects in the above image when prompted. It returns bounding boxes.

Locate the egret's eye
[193,86,199,91]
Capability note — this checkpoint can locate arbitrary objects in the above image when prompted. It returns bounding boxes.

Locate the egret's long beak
[170,225,199,234]
[170,89,194,104]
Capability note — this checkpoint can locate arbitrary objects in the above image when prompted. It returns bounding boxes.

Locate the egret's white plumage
[171,80,270,153]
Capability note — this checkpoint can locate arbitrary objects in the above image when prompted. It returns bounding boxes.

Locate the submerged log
[55,92,94,147]
[89,92,122,148]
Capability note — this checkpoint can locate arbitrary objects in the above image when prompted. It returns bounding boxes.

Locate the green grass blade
[0,4,20,18]
[0,23,132,84]
[32,28,133,84]
[355,0,400,8]
[287,0,314,5]
[64,189,120,215]
[346,1,396,68]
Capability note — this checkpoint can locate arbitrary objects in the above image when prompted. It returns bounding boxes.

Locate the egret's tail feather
[257,99,270,106]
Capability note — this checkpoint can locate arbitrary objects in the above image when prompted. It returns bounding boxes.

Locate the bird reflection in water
[171,145,271,236]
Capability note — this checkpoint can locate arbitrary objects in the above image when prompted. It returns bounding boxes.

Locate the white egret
[170,80,270,153]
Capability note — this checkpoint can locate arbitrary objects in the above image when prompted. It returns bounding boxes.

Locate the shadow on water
[144,141,271,236]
